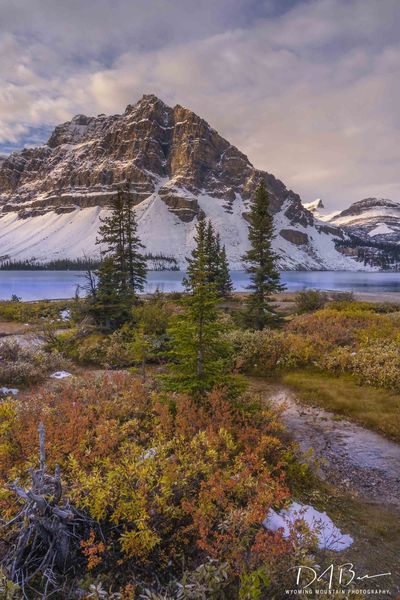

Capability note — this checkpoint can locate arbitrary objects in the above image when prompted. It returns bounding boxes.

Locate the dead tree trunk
[2,422,91,598]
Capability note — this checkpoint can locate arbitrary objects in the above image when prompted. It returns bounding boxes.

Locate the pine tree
[124,193,147,294]
[166,218,231,399]
[242,181,284,329]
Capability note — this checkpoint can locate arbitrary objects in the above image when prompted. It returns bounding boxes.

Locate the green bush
[294,289,328,314]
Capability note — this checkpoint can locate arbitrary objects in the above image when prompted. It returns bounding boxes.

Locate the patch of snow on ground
[263,501,353,551]
[0,386,19,396]
[50,371,72,379]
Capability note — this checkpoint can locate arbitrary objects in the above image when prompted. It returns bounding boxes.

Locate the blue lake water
[2,270,400,301]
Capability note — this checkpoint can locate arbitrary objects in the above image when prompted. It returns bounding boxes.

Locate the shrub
[327,300,374,313]
[294,289,328,314]
[0,340,71,386]
[75,334,109,366]
[0,299,72,324]
[0,374,294,595]
[287,307,389,350]
[226,329,315,375]
[321,341,400,391]
[329,291,355,303]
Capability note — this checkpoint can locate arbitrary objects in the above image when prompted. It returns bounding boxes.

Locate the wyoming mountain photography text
[0,1,399,599]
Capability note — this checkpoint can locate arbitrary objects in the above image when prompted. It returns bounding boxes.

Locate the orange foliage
[80,529,105,570]
[1,372,293,588]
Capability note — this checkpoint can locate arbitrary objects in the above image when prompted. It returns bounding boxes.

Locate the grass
[0,299,72,323]
[282,368,400,442]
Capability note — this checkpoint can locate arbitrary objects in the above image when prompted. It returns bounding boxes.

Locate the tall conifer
[166,217,231,399]
[242,181,284,329]
[89,187,147,328]
[97,189,146,295]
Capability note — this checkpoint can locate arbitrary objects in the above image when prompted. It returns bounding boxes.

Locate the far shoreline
[5,290,400,305]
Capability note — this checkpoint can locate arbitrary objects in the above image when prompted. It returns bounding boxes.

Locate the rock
[279,228,309,245]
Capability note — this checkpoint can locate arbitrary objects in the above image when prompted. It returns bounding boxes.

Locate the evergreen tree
[215,235,233,298]
[88,188,147,329]
[88,257,133,330]
[97,191,126,287]
[166,218,231,399]
[124,193,147,293]
[96,189,146,295]
[242,181,284,329]
[203,220,233,298]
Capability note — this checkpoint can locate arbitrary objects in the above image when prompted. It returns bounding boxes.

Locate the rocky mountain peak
[338,197,400,218]
[0,94,366,271]
[327,196,400,247]
[303,198,325,213]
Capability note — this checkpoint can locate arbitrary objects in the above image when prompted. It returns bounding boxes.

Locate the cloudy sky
[0,0,399,210]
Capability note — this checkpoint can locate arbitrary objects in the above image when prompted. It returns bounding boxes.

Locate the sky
[0,0,399,210]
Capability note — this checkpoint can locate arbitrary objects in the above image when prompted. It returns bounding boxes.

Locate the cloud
[0,0,399,208]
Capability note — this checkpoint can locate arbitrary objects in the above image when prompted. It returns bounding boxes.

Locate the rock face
[0,94,366,270]
[279,229,309,245]
[328,198,400,243]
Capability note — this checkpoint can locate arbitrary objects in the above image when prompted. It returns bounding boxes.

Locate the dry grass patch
[282,369,400,442]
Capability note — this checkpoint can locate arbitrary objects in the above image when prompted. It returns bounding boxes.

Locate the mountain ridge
[0,94,369,270]
[320,197,400,243]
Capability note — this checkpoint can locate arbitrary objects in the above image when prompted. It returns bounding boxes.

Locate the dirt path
[252,381,400,509]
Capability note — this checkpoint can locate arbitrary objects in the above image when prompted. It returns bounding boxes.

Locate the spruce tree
[215,234,233,298]
[89,257,132,330]
[89,188,147,329]
[96,189,146,295]
[242,181,284,329]
[166,217,231,399]
[203,220,233,298]
[124,193,147,294]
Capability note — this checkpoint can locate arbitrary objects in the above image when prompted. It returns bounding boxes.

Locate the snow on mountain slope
[328,198,400,244]
[368,223,395,236]
[0,193,366,270]
[0,94,370,270]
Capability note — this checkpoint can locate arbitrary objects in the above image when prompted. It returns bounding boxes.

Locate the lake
[2,270,400,301]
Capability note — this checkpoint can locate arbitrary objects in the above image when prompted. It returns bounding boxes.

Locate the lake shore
[271,290,400,303]
[3,269,400,300]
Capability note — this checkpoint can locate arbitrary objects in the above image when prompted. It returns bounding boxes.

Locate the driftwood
[2,422,92,598]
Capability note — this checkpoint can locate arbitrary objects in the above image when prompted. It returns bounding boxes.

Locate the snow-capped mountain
[303,198,325,215]
[0,94,366,270]
[327,198,400,243]
[303,198,340,223]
